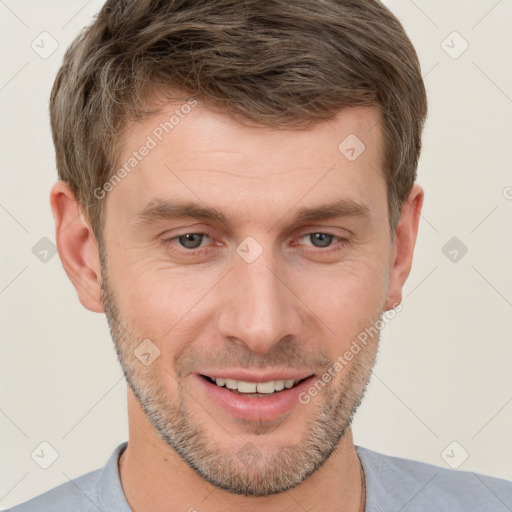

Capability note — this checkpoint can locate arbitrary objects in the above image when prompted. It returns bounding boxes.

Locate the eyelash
[161,230,349,256]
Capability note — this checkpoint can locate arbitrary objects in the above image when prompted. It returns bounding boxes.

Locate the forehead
[107,101,386,229]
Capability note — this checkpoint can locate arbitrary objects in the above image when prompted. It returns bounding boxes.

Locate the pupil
[311,233,332,248]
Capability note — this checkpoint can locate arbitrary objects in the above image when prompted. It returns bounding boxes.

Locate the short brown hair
[50,0,427,243]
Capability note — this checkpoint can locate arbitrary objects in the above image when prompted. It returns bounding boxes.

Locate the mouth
[195,372,317,422]
[199,374,310,397]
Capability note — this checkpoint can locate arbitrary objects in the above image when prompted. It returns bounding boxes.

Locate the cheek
[107,232,390,343]
[112,261,218,342]
[300,257,389,341]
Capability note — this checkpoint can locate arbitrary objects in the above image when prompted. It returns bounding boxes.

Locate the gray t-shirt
[5,442,512,511]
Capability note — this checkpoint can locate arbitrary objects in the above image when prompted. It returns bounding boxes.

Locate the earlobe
[385,184,424,310]
[50,181,105,313]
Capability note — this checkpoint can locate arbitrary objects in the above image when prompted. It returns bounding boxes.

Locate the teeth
[213,377,297,394]
[274,380,285,391]
[225,378,238,390]
[256,381,275,394]
[238,381,257,393]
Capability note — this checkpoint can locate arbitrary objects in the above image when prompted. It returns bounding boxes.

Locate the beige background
[1,0,511,508]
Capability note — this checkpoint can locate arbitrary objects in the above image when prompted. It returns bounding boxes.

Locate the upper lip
[197,369,316,383]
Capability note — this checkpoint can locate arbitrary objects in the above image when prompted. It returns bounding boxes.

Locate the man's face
[100,101,394,496]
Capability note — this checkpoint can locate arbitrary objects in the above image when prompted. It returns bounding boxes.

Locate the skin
[50,100,423,512]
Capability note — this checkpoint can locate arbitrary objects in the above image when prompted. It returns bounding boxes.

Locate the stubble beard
[99,249,381,496]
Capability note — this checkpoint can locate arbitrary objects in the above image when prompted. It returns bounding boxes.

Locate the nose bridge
[216,239,301,354]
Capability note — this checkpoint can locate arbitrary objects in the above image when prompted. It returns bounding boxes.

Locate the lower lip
[195,374,316,422]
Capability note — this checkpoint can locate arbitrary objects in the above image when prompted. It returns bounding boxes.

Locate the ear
[385,184,424,310]
[50,181,104,313]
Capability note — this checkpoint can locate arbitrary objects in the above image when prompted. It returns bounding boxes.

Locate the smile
[202,375,308,396]
[196,373,317,422]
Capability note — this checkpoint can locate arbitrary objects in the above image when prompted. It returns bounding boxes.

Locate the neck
[119,389,365,512]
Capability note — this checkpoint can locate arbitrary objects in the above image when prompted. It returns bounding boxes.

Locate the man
[7,0,512,511]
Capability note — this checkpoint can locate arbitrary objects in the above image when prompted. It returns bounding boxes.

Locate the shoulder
[5,442,129,512]
[4,468,103,512]
[356,445,512,511]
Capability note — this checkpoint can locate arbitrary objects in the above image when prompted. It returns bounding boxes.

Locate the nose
[216,243,303,355]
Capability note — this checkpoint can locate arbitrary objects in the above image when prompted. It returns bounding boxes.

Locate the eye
[161,230,348,257]
[162,232,213,253]
[176,233,210,249]
[297,232,348,250]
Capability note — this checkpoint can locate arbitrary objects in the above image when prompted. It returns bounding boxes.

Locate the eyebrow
[133,197,370,228]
